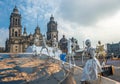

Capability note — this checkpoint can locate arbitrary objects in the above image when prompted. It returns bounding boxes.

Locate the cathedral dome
[30,33,32,36]
[35,25,41,34]
[36,25,40,30]
[60,35,67,43]
[13,6,19,14]
[23,26,27,36]
[50,14,54,21]
[47,15,57,32]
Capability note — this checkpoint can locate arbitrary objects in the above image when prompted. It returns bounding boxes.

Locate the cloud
[57,10,120,48]
[0,0,61,47]
[1,0,120,48]
[58,0,120,26]
[0,28,9,47]
[18,0,61,34]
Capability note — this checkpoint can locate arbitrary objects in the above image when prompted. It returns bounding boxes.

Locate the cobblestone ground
[0,55,62,84]
[0,54,120,84]
[75,57,120,83]
[0,54,83,84]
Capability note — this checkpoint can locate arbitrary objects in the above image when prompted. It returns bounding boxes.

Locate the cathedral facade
[5,6,58,53]
[47,15,58,46]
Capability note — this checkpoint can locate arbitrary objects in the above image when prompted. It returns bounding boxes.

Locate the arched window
[12,33,14,37]
[12,29,14,32]
[15,31,18,37]
[19,30,20,36]
[18,19,19,25]
[13,18,14,25]
[15,19,17,25]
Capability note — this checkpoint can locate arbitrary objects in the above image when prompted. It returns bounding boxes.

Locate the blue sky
[0,0,60,47]
[1,0,120,47]
[0,0,56,33]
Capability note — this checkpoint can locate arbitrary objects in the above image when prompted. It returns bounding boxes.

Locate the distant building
[5,6,58,53]
[59,36,80,53]
[0,47,5,52]
[71,37,80,50]
[47,15,58,46]
[107,42,120,56]
[59,35,68,53]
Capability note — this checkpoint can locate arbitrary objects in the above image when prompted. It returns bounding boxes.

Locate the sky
[0,0,120,48]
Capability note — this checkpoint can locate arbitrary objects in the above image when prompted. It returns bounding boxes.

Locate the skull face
[85,39,91,47]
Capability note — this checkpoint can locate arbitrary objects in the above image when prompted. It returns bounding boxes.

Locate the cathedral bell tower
[9,6,22,38]
[9,6,22,53]
[23,26,27,36]
[33,25,42,46]
[47,15,58,46]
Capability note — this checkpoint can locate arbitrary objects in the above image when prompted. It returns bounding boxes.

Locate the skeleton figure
[40,35,49,56]
[32,37,38,56]
[81,39,102,84]
[53,36,58,47]
[67,38,76,68]
[71,39,76,51]
[32,44,37,56]
[96,41,106,66]
[52,36,58,57]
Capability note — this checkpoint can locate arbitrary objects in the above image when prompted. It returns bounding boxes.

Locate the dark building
[47,15,58,46]
[59,36,80,53]
[71,37,80,50]
[59,35,68,53]
[5,6,58,53]
[107,42,120,56]
[0,47,5,52]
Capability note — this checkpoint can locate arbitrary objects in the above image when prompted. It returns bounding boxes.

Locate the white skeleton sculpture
[52,36,58,57]
[40,35,50,56]
[67,38,76,68]
[53,37,58,47]
[81,39,102,84]
[32,37,38,56]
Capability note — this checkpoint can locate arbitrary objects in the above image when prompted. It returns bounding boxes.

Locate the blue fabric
[60,53,66,62]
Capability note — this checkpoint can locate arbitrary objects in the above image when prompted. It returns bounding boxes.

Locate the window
[16,49,17,52]
[15,31,18,37]
[15,19,17,25]
[18,19,20,25]
[12,33,14,37]
[13,18,14,25]
[12,29,14,32]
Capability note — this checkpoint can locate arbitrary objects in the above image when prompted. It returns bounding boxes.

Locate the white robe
[81,47,102,81]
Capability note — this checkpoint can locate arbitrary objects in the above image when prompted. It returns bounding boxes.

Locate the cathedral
[5,6,58,53]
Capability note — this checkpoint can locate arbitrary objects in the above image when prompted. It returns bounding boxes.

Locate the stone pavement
[0,54,120,84]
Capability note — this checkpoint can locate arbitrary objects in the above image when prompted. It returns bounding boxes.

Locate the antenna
[14,1,16,7]
[37,14,38,26]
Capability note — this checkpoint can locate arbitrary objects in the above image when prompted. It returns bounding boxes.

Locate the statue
[33,35,40,46]
[40,35,49,56]
[96,41,106,65]
[52,36,58,57]
[52,36,57,47]
[81,39,102,84]
[67,38,76,68]
[32,44,37,56]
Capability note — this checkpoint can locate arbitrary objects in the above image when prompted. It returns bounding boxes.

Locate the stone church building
[5,6,58,53]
